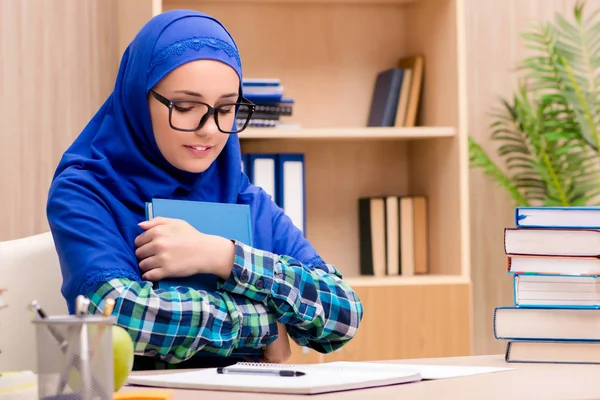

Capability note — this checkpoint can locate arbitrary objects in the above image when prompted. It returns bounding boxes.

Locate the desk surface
[124,354,600,399]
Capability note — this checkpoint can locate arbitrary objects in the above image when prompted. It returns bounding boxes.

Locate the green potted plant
[469,0,600,207]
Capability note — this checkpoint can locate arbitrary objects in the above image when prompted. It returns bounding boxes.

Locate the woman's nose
[195,112,219,136]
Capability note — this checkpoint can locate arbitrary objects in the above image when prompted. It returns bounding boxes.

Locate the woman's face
[148,60,240,173]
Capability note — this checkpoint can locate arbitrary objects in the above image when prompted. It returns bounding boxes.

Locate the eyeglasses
[150,90,256,134]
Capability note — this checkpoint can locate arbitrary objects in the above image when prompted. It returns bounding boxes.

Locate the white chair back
[0,231,66,372]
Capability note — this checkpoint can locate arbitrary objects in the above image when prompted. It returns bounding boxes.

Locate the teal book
[145,198,253,292]
[144,198,260,359]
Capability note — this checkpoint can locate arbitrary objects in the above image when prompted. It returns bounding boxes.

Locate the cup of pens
[30,296,116,400]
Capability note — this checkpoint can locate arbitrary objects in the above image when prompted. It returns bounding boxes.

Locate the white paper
[127,363,422,395]
[328,361,513,380]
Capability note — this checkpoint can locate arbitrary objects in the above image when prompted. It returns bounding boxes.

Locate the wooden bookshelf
[344,274,470,287]
[239,126,455,140]
[195,0,419,4]
[120,0,472,363]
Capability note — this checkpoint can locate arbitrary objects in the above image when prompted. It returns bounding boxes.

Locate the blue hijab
[47,10,321,314]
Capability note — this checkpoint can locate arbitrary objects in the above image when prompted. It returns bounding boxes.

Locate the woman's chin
[172,159,213,174]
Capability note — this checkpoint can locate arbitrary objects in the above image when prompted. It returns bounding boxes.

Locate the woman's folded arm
[218,241,364,353]
[86,277,277,364]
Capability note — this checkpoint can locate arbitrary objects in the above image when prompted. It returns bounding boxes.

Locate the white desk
[125,354,600,399]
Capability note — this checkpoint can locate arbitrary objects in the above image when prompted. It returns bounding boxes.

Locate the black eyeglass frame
[149,89,256,134]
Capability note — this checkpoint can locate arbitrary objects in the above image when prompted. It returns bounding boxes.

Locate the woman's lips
[184,145,212,156]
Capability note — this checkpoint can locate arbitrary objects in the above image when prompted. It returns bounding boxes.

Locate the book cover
[146,198,253,293]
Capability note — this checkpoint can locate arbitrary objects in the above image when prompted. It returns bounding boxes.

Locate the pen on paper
[216,367,306,377]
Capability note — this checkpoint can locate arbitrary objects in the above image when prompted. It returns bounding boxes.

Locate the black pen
[29,300,68,352]
[216,367,305,377]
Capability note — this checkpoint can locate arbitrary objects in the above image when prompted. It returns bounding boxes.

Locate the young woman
[46,9,363,370]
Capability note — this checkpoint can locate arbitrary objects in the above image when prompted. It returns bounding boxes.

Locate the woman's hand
[259,322,292,364]
[135,217,235,281]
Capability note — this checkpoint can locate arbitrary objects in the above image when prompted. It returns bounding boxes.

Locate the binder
[275,154,306,234]
[241,153,248,174]
[247,154,277,203]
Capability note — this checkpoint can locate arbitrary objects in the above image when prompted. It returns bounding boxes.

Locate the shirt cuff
[219,241,276,303]
[233,295,278,349]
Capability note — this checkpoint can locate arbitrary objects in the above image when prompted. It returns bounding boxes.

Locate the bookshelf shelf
[178,0,418,5]
[344,274,470,287]
[238,126,455,140]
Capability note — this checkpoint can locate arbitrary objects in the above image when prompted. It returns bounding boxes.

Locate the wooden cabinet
[121,0,473,362]
[288,278,471,363]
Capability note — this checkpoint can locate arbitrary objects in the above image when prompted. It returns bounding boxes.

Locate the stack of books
[358,195,429,277]
[494,206,600,364]
[240,78,295,129]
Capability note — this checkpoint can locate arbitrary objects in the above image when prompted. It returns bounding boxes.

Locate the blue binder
[241,153,249,174]
[247,153,278,204]
[275,153,306,234]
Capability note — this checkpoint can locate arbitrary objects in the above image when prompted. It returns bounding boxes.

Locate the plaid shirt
[87,240,363,365]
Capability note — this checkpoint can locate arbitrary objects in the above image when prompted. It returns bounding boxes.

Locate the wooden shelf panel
[344,274,470,287]
[238,126,455,140]
[168,0,418,6]
[321,283,472,362]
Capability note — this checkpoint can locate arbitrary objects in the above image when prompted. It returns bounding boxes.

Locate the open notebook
[126,361,512,395]
[127,361,422,395]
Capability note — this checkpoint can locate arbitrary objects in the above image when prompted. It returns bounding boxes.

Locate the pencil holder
[32,315,116,400]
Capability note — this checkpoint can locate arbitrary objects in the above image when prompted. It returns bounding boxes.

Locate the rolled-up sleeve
[87,277,277,364]
[218,241,364,353]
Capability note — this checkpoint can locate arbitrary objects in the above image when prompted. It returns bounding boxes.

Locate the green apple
[112,324,135,391]
[65,325,134,392]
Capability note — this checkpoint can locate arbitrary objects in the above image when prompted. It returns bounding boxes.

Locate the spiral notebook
[126,361,422,395]
[126,361,512,394]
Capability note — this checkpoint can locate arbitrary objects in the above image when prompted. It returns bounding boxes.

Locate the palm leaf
[469,0,600,207]
[468,137,530,207]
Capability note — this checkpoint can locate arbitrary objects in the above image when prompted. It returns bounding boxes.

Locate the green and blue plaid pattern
[87,241,363,364]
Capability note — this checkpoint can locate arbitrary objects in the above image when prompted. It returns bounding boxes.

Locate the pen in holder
[32,309,115,400]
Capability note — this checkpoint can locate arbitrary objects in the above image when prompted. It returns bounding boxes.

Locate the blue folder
[275,153,306,234]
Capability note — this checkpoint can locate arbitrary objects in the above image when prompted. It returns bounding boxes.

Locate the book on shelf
[367,68,404,127]
[240,78,295,129]
[358,195,428,277]
[366,55,424,128]
[395,55,424,128]
[496,206,600,364]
